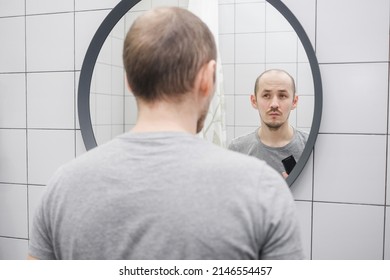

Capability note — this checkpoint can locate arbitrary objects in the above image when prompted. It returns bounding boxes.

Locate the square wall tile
[96,94,112,125]
[0,184,28,239]
[26,0,73,14]
[295,201,312,259]
[28,130,75,185]
[0,17,25,73]
[27,72,74,129]
[314,134,386,205]
[0,0,24,17]
[235,64,265,95]
[235,2,265,33]
[0,237,28,260]
[221,64,234,95]
[265,32,298,63]
[319,63,388,134]
[312,203,384,260]
[219,34,234,64]
[75,0,121,11]
[219,4,234,34]
[95,63,112,94]
[317,0,389,63]
[235,33,265,63]
[234,95,259,127]
[26,13,74,72]
[296,95,314,129]
[291,152,313,201]
[111,95,125,125]
[296,63,314,96]
[111,66,125,95]
[0,74,26,128]
[75,10,110,70]
[0,129,27,184]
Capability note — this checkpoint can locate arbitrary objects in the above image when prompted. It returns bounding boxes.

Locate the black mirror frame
[78,0,322,187]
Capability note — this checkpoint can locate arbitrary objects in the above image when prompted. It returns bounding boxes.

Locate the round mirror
[78,0,322,186]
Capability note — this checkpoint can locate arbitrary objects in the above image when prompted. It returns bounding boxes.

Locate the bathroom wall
[0,0,389,260]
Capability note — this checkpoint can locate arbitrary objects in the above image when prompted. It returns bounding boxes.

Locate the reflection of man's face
[251,71,298,130]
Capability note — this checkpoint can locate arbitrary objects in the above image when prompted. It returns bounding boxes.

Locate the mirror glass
[89,0,314,146]
[80,0,322,186]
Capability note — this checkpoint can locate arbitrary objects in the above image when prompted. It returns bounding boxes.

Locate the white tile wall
[235,33,266,63]
[0,238,28,260]
[0,74,26,128]
[218,4,234,34]
[317,0,390,63]
[222,64,234,95]
[0,0,389,260]
[319,63,388,134]
[314,134,386,205]
[26,13,74,72]
[312,203,384,259]
[235,64,265,95]
[0,17,25,73]
[0,130,27,184]
[27,130,75,185]
[266,32,297,63]
[0,184,28,239]
[27,72,75,129]
[26,0,74,15]
[0,0,24,17]
[235,2,266,33]
[75,0,121,11]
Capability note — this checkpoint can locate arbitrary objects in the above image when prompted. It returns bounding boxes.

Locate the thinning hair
[123,7,217,102]
[254,69,296,96]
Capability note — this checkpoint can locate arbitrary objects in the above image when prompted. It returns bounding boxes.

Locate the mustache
[267,108,282,114]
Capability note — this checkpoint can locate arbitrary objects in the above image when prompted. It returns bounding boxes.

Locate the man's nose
[270,96,279,109]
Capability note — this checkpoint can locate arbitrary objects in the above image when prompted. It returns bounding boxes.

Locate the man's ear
[198,60,216,97]
[250,94,258,109]
[292,95,298,110]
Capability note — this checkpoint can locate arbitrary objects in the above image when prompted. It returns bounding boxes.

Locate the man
[28,7,303,260]
[229,69,308,178]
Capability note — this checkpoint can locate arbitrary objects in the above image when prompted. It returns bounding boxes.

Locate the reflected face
[251,71,298,130]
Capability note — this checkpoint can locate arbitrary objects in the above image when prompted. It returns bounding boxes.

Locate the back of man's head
[123,7,217,103]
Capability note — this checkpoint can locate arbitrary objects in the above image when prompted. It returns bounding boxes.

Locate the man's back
[29,131,303,260]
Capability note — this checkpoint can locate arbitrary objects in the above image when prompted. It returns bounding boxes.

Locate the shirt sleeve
[258,165,305,260]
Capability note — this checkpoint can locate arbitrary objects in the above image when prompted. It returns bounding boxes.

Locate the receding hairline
[254,69,296,96]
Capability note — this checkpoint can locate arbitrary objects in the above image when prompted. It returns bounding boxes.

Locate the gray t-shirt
[228,128,308,175]
[29,131,303,260]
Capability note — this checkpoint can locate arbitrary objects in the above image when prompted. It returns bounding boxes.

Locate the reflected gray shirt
[228,128,308,175]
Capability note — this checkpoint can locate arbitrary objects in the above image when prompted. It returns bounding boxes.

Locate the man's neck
[131,99,198,135]
[258,123,294,148]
